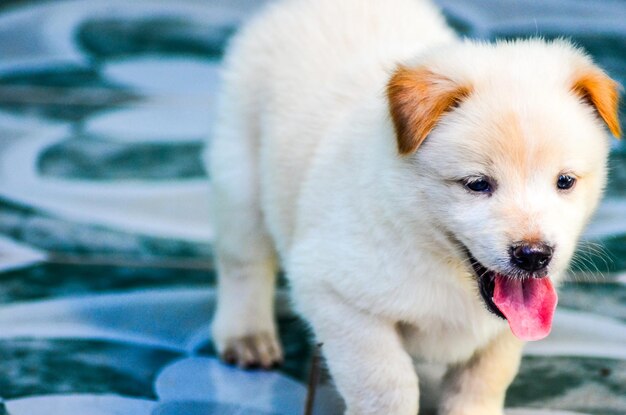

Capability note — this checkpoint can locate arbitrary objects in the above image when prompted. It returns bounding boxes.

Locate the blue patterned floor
[0,1,624,414]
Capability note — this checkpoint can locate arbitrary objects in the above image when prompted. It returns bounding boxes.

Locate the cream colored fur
[206,0,616,413]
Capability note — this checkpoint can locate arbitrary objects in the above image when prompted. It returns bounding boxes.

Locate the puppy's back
[214,0,456,250]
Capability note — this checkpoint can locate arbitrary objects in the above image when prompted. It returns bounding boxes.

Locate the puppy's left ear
[387,66,472,155]
[571,68,622,138]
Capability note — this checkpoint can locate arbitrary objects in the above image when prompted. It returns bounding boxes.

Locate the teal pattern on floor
[0,1,624,414]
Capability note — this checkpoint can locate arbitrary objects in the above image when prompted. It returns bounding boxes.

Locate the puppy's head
[387,40,620,340]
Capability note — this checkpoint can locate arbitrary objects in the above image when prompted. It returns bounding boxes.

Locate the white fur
[207,0,611,413]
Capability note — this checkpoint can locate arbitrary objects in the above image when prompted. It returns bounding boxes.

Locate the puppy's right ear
[387,66,472,155]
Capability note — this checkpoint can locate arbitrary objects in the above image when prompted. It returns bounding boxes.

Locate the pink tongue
[493,275,558,341]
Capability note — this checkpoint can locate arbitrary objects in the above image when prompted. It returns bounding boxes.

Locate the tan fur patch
[571,69,622,138]
[387,66,472,154]
[490,111,527,173]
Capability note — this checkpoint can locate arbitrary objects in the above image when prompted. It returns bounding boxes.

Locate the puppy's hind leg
[206,85,282,369]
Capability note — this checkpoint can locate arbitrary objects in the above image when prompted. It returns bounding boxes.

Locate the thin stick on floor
[303,343,323,415]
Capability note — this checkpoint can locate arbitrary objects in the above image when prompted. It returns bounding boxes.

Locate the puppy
[207,0,621,413]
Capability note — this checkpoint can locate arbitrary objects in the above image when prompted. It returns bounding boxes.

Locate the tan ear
[387,66,472,155]
[571,68,622,138]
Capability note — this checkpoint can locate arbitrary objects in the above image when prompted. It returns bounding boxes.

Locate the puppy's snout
[510,242,553,273]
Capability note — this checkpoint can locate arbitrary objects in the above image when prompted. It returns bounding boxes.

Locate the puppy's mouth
[469,255,505,319]
[464,249,558,341]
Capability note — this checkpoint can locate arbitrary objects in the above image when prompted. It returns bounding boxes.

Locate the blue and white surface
[0,1,624,414]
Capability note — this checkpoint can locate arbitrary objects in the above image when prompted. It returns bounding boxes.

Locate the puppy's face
[422,94,609,281]
[387,42,620,340]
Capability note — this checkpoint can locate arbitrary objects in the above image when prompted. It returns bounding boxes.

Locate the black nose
[510,242,553,272]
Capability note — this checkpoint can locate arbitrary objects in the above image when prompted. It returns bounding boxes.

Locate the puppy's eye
[556,174,576,191]
[464,178,493,193]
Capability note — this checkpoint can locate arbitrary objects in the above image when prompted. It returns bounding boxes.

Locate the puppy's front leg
[309,292,419,415]
[439,330,523,415]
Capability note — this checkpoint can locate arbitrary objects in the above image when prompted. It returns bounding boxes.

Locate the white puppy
[207,0,621,413]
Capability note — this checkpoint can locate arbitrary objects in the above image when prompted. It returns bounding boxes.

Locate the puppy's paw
[440,406,503,415]
[216,331,283,369]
